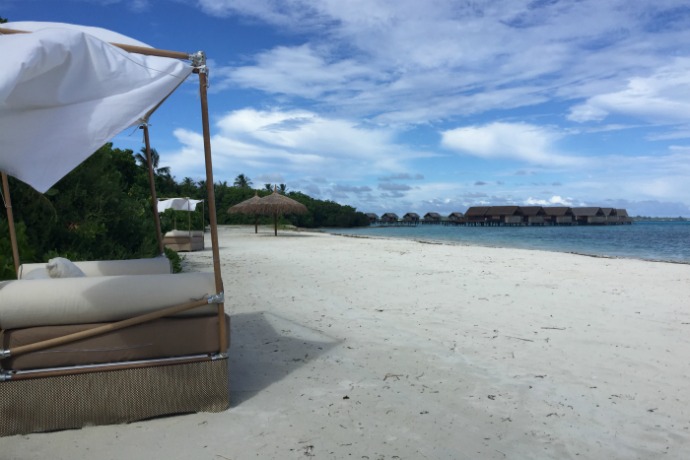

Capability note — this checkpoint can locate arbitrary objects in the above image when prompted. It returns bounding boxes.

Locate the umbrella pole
[274,212,278,236]
[187,198,192,237]
[1,171,20,277]
[198,68,227,353]
[142,124,164,255]
[254,215,258,234]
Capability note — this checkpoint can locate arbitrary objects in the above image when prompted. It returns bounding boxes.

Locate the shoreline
[326,228,690,266]
[5,225,690,459]
[324,224,690,265]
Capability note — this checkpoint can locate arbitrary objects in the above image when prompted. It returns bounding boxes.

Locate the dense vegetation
[1,143,369,280]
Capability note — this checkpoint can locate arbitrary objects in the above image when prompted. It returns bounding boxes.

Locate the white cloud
[440,122,581,166]
[204,1,690,127]
[164,107,429,182]
[226,45,375,99]
[524,195,576,207]
[568,58,690,124]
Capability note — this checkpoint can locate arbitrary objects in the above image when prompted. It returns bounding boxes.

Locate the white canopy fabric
[157,198,204,213]
[0,21,194,193]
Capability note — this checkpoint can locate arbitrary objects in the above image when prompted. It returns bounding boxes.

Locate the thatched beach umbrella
[258,189,308,236]
[228,192,264,233]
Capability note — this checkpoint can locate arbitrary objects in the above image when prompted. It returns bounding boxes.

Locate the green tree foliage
[1,142,368,280]
[4,144,159,273]
[233,174,252,188]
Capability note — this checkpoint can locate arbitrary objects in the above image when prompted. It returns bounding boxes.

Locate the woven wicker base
[0,358,229,437]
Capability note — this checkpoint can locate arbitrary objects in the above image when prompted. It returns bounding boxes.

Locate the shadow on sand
[228,311,340,406]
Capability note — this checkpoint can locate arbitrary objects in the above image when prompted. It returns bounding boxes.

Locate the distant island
[632,216,688,222]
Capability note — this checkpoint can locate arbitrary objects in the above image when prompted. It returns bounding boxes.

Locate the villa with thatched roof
[447,212,465,225]
[486,206,522,225]
[543,207,574,225]
[616,209,632,224]
[571,207,607,225]
[519,206,546,225]
[422,212,442,224]
[402,212,420,225]
[465,206,491,225]
[380,212,399,224]
[365,213,379,224]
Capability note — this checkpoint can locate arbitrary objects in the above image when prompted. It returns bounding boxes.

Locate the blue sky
[4,0,690,217]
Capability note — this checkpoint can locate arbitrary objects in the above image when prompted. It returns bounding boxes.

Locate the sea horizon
[326,221,690,264]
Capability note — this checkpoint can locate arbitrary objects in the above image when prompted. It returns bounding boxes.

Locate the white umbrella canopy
[0,21,194,193]
[157,198,204,213]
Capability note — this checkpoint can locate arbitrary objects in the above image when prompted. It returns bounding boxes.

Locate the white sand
[5,226,690,459]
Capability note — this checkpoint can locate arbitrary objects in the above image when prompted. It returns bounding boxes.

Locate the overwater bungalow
[465,206,491,225]
[520,206,546,225]
[601,207,616,224]
[367,206,630,228]
[616,209,632,224]
[447,212,465,225]
[422,212,442,224]
[380,212,399,224]
[365,213,379,225]
[543,207,574,225]
[571,207,606,225]
[486,206,522,226]
[402,212,420,226]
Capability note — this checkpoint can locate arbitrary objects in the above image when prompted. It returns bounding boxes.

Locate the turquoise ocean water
[327,221,690,264]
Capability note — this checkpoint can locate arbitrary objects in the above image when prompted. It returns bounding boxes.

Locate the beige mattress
[1,315,230,371]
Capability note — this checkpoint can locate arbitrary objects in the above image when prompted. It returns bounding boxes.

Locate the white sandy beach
[4,225,690,459]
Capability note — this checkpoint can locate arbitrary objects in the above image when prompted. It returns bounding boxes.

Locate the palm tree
[263,183,288,193]
[233,174,252,188]
[134,148,171,177]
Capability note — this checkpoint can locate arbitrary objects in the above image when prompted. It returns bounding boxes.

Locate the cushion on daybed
[0,272,220,330]
[46,257,86,278]
[18,257,172,279]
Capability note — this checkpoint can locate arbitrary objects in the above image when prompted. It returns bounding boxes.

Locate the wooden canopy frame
[0,26,227,366]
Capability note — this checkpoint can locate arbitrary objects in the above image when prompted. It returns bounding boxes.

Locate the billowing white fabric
[157,198,204,212]
[0,22,194,193]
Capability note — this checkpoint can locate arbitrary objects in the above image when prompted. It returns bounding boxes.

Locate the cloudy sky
[4,0,690,216]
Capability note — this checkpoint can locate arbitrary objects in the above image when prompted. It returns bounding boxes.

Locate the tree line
[1,143,369,279]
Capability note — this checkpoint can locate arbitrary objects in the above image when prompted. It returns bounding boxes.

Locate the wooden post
[142,124,165,255]
[1,172,20,277]
[197,69,227,353]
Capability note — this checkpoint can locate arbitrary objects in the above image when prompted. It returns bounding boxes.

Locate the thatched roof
[227,193,264,214]
[255,190,308,215]
[571,207,603,217]
[520,206,545,216]
[543,207,572,217]
[465,206,491,217]
[229,190,307,216]
[487,206,521,216]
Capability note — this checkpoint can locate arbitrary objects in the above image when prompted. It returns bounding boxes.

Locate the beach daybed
[0,22,229,436]
[158,198,206,252]
[0,258,228,436]
[163,229,205,252]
